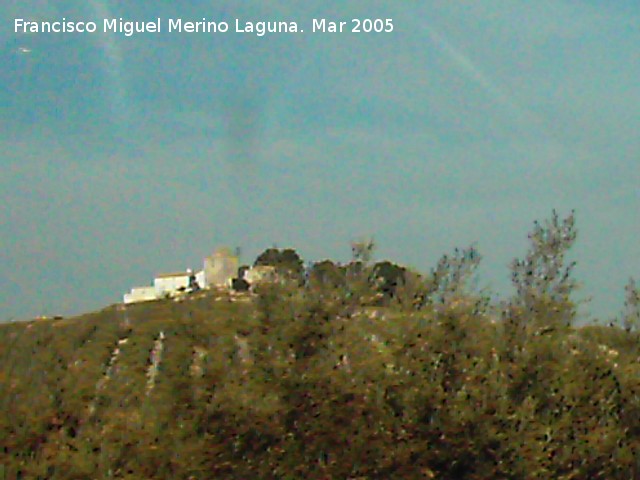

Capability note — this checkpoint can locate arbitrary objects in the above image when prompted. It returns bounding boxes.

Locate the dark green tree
[254,248,304,281]
[308,260,346,289]
[371,260,407,298]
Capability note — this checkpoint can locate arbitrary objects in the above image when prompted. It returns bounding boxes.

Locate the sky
[1,1,638,322]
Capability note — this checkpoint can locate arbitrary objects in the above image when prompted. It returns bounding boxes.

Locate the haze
[1,1,638,322]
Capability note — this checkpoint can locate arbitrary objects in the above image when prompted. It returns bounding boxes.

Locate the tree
[308,260,346,289]
[422,245,482,305]
[508,210,578,327]
[371,261,407,298]
[622,278,639,332]
[351,238,375,264]
[500,210,579,362]
[231,278,250,292]
[254,248,304,281]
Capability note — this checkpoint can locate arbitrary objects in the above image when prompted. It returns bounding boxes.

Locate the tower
[204,247,239,287]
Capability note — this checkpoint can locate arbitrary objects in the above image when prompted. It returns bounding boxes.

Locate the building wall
[123,286,157,304]
[154,274,191,297]
[244,265,277,285]
[204,249,239,287]
[195,270,205,289]
[123,248,234,303]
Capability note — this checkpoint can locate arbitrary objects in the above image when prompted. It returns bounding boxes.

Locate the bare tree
[622,278,639,332]
[507,209,578,330]
[351,238,375,264]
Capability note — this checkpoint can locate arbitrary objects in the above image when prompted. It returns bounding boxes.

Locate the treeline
[1,211,639,479]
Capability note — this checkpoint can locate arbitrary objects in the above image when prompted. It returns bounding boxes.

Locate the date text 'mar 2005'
[312,18,393,33]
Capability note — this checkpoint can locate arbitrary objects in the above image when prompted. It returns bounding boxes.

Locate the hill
[1,212,639,479]
[2,284,639,479]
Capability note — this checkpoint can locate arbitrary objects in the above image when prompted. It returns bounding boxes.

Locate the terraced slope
[1,292,255,479]
[1,285,639,479]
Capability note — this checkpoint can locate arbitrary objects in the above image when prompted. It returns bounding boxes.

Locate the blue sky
[1,1,638,322]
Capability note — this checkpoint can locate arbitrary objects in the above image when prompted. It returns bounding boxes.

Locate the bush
[1,212,639,478]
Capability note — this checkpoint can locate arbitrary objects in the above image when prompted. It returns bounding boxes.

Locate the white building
[122,247,238,304]
[153,271,192,298]
[195,270,205,289]
[124,270,201,305]
[123,286,157,305]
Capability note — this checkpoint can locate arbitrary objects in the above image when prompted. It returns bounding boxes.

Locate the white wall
[154,274,190,297]
[244,265,276,285]
[123,286,157,304]
[195,270,206,288]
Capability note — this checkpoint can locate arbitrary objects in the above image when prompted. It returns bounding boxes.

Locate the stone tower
[204,247,239,287]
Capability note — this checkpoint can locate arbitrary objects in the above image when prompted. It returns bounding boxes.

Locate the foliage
[1,211,639,479]
[424,245,482,305]
[509,210,578,325]
[371,260,408,299]
[351,238,376,264]
[308,259,346,289]
[254,247,305,282]
[231,277,250,292]
[622,278,639,332]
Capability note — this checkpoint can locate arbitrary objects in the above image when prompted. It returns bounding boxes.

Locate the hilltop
[1,211,639,479]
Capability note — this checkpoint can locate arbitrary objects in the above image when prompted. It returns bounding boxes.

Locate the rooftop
[155,272,192,279]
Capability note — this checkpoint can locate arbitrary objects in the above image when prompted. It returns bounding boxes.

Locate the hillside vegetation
[1,211,639,479]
